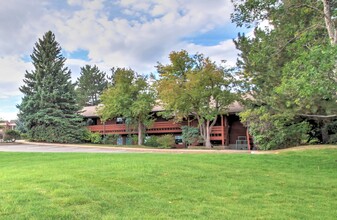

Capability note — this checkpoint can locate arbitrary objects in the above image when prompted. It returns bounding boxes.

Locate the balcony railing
[88,121,184,135]
[88,122,226,140]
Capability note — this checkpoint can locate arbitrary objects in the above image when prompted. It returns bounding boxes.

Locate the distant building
[0,120,17,139]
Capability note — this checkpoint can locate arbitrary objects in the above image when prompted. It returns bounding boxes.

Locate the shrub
[4,130,21,142]
[28,125,85,143]
[20,133,28,140]
[181,126,200,146]
[129,134,138,145]
[144,136,159,147]
[102,134,120,144]
[240,108,310,150]
[89,132,102,144]
[157,134,175,149]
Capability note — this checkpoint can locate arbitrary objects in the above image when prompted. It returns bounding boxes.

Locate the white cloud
[0,112,18,121]
[183,39,239,67]
[0,56,32,96]
[0,0,243,118]
[52,0,234,73]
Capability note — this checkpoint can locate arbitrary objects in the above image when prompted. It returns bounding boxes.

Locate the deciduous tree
[156,50,236,148]
[99,68,155,145]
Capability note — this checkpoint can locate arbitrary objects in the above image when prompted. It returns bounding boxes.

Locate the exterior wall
[84,114,251,148]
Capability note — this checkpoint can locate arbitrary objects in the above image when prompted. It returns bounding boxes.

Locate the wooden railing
[210,126,223,141]
[146,121,182,134]
[88,122,226,139]
[88,121,183,135]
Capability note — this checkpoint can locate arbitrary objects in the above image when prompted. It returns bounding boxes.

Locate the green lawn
[0,149,336,219]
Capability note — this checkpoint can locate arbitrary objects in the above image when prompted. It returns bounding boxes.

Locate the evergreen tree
[17,31,84,143]
[232,0,337,149]
[75,65,107,106]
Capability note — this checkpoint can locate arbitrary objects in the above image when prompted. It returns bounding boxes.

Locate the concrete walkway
[0,143,129,153]
[0,141,251,154]
[0,141,335,154]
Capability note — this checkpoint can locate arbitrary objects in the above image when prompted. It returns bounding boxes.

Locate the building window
[175,135,183,144]
[116,117,124,124]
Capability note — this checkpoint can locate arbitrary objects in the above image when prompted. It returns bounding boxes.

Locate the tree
[232,0,337,148]
[17,31,84,143]
[75,65,107,106]
[99,68,156,145]
[156,50,236,148]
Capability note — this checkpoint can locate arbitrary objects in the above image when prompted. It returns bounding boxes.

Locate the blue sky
[0,0,248,120]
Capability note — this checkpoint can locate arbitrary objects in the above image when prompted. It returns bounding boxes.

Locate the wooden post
[221,115,225,146]
[246,127,251,151]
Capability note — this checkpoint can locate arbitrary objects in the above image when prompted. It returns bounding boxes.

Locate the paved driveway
[0,143,129,153]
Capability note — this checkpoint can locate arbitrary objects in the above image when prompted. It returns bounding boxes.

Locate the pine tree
[75,65,107,106]
[17,31,84,143]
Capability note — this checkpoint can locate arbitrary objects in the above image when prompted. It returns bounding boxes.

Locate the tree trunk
[205,116,218,148]
[321,123,329,143]
[205,120,212,148]
[322,0,337,46]
[138,119,143,145]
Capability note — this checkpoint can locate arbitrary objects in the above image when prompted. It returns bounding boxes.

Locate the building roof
[80,105,99,117]
[227,101,244,113]
[81,102,244,118]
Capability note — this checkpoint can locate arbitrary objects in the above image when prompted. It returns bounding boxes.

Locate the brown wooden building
[81,103,253,150]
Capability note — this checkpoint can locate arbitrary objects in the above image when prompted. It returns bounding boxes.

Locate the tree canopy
[156,50,236,148]
[232,0,337,149]
[17,31,84,143]
[75,65,107,107]
[99,68,156,145]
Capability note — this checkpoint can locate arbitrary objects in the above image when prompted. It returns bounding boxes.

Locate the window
[116,117,124,124]
[175,135,183,144]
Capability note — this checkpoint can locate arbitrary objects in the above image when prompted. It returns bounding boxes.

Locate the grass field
[0,148,336,219]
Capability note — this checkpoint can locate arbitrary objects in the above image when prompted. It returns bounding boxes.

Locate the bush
[102,134,120,144]
[89,132,102,144]
[181,126,200,146]
[20,133,28,140]
[4,130,21,142]
[157,134,175,149]
[144,136,159,147]
[28,125,85,143]
[240,108,310,150]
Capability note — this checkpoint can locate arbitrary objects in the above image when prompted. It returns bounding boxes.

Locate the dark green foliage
[76,65,107,106]
[232,0,337,149]
[17,31,84,143]
[181,126,200,146]
[144,136,159,147]
[241,108,311,150]
[15,119,27,134]
[4,130,21,142]
[157,134,175,148]
[29,125,85,143]
[102,134,120,145]
[327,121,337,144]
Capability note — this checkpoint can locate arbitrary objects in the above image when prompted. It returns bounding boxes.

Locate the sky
[0,0,248,120]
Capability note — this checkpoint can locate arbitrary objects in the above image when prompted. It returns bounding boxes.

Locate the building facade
[81,103,253,150]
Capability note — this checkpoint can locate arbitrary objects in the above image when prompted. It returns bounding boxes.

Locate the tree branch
[299,114,337,119]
